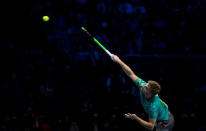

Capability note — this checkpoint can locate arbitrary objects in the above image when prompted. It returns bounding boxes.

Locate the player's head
[142,80,161,99]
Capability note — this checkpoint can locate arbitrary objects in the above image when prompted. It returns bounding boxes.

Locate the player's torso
[140,93,157,113]
[140,93,169,120]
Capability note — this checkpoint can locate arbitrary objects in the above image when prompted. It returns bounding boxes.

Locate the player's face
[142,84,152,99]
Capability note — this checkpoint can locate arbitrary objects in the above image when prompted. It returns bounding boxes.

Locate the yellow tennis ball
[42,16,50,22]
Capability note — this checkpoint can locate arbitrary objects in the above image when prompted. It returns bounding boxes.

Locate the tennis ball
[42,16,50,22]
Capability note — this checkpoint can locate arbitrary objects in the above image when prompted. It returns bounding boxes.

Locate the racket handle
[105,50,112,57]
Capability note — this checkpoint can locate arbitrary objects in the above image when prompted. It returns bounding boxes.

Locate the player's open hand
[125,113,138,120]
[111,54,120,63]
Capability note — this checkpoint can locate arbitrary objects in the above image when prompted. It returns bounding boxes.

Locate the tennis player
[111,54,174,131]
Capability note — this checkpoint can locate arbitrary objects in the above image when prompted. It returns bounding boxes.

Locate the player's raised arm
[111,54,138,82]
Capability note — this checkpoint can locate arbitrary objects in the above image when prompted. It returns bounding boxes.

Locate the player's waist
[157,111,171,121]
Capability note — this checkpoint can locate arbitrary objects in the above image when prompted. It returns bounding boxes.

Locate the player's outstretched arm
[125,113,156,131]
[111,54,138,82]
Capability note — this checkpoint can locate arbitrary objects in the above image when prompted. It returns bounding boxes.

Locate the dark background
[0,0,206,130]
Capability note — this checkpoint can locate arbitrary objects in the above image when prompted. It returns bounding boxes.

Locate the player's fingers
[111,54,115,60]
[124,114,130,118]
[127,113,132,115]
[112,54,117,58]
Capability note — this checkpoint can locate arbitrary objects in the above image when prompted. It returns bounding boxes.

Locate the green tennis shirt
[135,78,169,120]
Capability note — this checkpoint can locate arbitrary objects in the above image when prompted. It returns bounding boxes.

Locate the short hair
[148,80,161,95]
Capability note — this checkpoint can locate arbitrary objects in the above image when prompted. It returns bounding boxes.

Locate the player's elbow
[146,123,155,131]
[147,126,154,131]
[149,123,155,131]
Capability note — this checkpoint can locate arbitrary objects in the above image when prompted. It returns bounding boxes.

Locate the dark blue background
[0,0,206,130]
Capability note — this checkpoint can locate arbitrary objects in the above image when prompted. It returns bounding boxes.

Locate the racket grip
[105,50,112,57]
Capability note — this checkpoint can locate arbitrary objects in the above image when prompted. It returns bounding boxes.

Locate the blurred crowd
[41,0,206,55]
[1,0,206,130]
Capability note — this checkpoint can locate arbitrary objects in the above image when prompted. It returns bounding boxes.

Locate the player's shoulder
[152,95,161,106]
[135,77,147,85]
